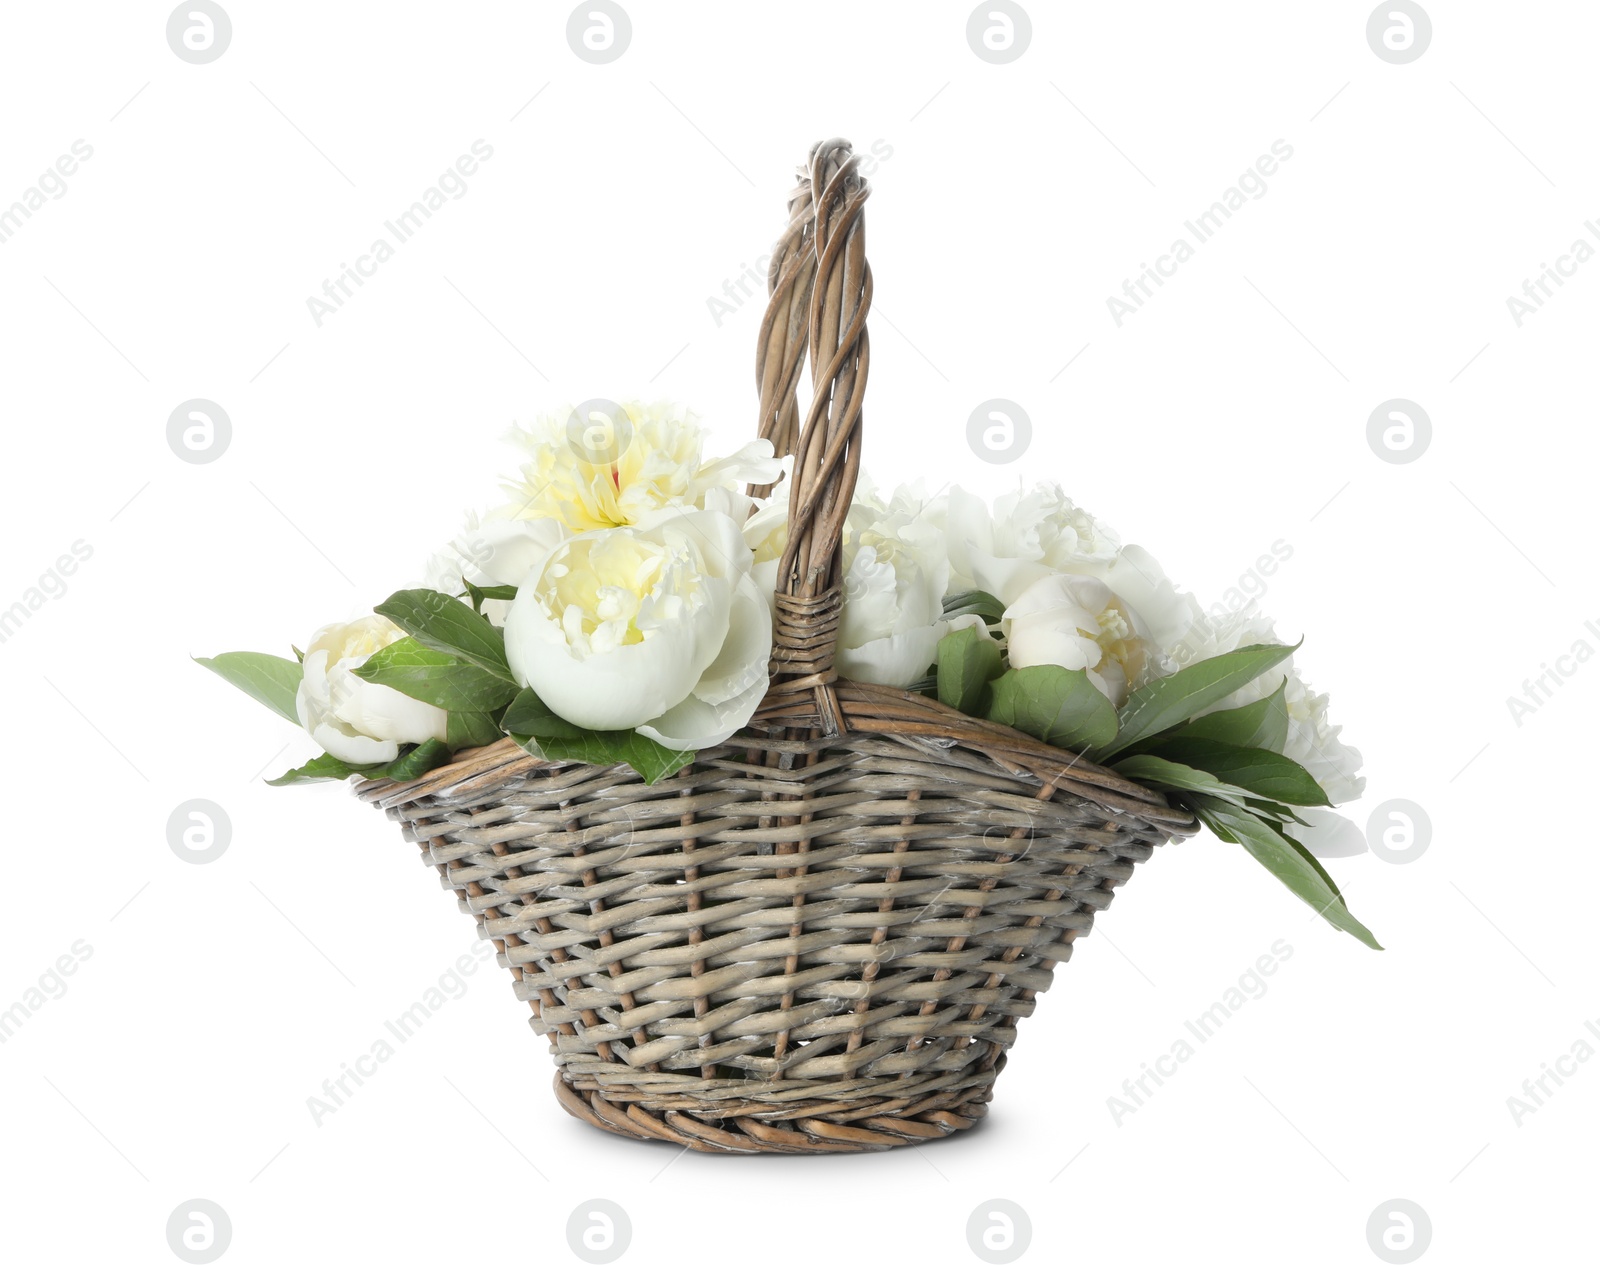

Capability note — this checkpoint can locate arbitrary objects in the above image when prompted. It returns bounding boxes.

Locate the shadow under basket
[355,140,1195,1154]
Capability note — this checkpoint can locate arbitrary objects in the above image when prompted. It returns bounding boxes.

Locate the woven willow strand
[360,141,1194,1154]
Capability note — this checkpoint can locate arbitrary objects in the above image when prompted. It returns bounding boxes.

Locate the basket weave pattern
[361,141,1194,1154]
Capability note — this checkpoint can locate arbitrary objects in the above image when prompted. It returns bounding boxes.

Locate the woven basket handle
[753,139,872,723]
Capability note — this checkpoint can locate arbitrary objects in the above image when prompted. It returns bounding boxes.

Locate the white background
[1,2,1595,1262]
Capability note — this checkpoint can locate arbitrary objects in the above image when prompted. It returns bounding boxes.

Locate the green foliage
[353,636,518,711]
[446,709,504,750]
[1110,754,1256,807]
[194,652,303,725]
[1141,738,1330,807]
[942,589,1007,625]
[1095,641,1299,758]
[929,620,1373,948]
[1190,796,1382,950]
[503,688,694,784]
[464,580,518,613]
[985,665,1119,750]
[264,738,451,787]
[1115,741,1372,947]
[1157,680,1290,752]
[373,588,513,681]
[936,623,1005,714]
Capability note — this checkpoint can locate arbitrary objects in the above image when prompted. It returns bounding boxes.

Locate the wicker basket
[356,139,1196,1155]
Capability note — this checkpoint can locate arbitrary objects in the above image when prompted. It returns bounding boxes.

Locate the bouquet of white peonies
[201,398,1377,948]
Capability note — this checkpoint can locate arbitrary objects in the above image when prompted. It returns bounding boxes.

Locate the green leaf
[373,589,513,682]
[265,752,373,785]
[353,636,519,711]
[1097,641,1299,758]
[936,623,1005,715]
[464,580,518,613]
[985,665,1119,750]
[1111,755,1255,807]
[1146,737,1331,807]
[377,738,452,782]
[942,589,1007,625]
[1187,790,1310,831]
[446,709,504,750]
[504,688,695,784]
[514,730,695,784]
[503,687,584,739]
[266,739,454,787]
[195,652,303,726]
[1188,794,1243,842]
[1170,680,1290,752]
[1198,802,1382,950]
[1239,797,1313,829]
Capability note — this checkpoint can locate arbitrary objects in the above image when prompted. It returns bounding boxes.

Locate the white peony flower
[1080,544,1204,667]
[941,483,1122,605]
[502,400,781,532]
[839,485,987,687]
[745,481,980,688]
[502,507,771,750]
[743,484,792,600]
[929,481,1364,856]
[296,615,448,764]
[421,513,567,626]
[1176,606,1366,854]
[937,484,1205,674]
[1003,572,1158,705]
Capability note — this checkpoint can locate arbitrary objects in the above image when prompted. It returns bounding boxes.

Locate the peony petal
[637,672,767,751]
[508,608,700,733]
[837,622,949,688]
[1006,622,1101,673]
[1086,544,1205,656]
[750,558,781,610]
[839,546,901,652]
[295,648,331,733]
[940,486,992,595]
[694,438,784,494]
[646,506,751,582]
[692,574,772,706]
[1002,572,1113,622]
[337,676,448,746]
[311,721,398,766]
[470,518,568,587]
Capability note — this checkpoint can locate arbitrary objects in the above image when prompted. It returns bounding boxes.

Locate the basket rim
[356,679,1196,835]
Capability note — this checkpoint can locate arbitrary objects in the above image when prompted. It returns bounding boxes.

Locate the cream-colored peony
[937,483,1212,667]
[745,481,980,688]
[296,616,448,764]
[502,507,771,750]
[502,400,781,532]
[1080,544,1205,667]
[940,483,1122,605]
[1003,572,1158,705]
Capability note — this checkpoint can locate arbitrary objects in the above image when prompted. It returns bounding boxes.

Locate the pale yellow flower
[503,400,781,532]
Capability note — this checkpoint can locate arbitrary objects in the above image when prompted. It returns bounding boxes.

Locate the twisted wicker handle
[753,140,872,727]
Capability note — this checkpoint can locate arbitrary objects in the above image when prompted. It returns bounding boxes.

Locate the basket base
[552,1073,992,1155]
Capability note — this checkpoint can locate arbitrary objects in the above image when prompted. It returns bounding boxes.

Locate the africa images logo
[0,141,94,247]
[1106,140,1294,327]
[304,141,495,327]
